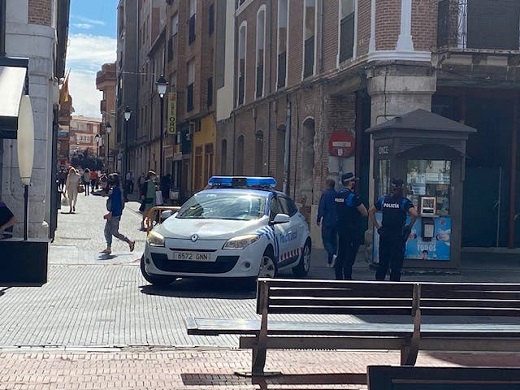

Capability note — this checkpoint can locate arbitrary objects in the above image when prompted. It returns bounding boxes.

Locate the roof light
[207,176,277,189]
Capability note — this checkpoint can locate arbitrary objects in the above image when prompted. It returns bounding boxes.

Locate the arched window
[254,130,264,175]
[236,135,245,175]
[256,7,266,98]
[221,139,227,174]
[303,0,316,78]
[237,22,247,106]
[277,0,288,89]
[339,0,356,63]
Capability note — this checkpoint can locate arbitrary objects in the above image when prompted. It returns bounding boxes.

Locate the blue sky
[66,0,118,118]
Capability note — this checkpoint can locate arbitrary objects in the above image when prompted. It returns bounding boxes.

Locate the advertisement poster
[372,214,451,263]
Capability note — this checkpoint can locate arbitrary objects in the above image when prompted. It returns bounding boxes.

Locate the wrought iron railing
[437,0,520,51]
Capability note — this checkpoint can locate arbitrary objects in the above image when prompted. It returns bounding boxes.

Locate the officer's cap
[391,178,405,188]
[341,172,358,184]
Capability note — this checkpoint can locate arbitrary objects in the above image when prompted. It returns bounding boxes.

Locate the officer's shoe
[328,254,337,268]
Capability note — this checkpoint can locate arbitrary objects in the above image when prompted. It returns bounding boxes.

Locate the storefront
[367,109,476,269]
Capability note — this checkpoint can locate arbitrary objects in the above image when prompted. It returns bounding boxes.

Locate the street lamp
[94,134,100,157]
[123,106,131,177]
[105,122,112,172]
[156,75,168,178]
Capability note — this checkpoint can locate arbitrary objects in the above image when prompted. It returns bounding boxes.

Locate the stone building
[0,0,70,239]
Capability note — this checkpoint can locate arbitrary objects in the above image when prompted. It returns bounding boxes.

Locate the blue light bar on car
[208,176,277,189]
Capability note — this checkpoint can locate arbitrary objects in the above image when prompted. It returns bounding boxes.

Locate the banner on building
[168,92,177,135]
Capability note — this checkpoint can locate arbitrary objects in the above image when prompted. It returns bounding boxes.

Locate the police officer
[368,178,418,282]
[334,172,368,280]
[317,178,338,267]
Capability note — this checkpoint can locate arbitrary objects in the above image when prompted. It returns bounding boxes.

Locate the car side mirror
[270,213,290,225]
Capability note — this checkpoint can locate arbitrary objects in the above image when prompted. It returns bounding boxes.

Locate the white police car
[140,176,312,287]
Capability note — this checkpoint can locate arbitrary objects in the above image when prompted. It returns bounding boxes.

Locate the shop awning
[0,57,29,139]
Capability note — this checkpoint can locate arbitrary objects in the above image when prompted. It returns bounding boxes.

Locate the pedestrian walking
[89,169,98,193]
[82,168,90,196]
[0,199,16,239]
[100,173,135,255]
[317,178,338,268]
[140,170,157,231]
[334,172,368,280]
[65,167,81,213]
[57,168,67,191]
[368,178,418,282]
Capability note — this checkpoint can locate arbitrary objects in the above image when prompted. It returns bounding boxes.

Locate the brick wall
[412,0,437,51]
[375,0,400,50]
[28,0,52,26]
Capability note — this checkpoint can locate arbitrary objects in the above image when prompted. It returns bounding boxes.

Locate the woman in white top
[65,167,81,213]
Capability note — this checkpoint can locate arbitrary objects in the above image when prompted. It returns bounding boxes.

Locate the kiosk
[366,109,477,269]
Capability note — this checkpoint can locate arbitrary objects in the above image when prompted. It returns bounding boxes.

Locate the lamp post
[156,75,168,178]
[105,122,112,172]
[94,134,100,157]
[17,95,34,240]
[123,106,131,177]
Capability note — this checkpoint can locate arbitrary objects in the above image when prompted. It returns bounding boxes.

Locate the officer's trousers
[321,225,337,264]
[375,231,405,281]
[335,227,360,280]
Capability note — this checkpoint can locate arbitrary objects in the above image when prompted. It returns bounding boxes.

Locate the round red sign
[328,131,355,157]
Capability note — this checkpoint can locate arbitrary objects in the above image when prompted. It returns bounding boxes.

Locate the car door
[275,195,302,268]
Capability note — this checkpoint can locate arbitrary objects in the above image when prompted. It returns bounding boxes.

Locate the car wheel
[140,255,177,287]
[258,248,278,278]
[292,240,311,277]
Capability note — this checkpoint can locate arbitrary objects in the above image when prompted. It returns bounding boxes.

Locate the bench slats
[269,287,415,299]
[240,335,406,351]
[420,298,520,309]
[267,306,414,316]
[269,298,414,308]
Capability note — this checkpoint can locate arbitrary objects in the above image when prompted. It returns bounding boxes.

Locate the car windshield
[176,192,267,220]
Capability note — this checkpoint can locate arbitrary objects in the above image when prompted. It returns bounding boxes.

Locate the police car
[140,176,312,287]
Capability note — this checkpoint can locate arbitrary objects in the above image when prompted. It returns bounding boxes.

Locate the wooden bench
[186,278,520,376]
[367,365,520,389]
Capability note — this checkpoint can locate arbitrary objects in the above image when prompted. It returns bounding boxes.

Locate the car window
[278,196,297,217]
[177,192,267,220]
[269,196,283,219]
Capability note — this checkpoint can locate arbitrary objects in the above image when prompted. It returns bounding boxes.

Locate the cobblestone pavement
[0,192,519,389]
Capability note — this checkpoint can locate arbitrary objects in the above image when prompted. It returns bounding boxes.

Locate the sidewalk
[0,193,519,389]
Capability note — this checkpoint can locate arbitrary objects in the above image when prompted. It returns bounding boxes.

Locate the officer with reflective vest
[368,178,418,281]
[334,172,368,280]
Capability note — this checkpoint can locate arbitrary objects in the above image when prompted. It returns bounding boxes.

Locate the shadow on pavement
[139,278,256,299]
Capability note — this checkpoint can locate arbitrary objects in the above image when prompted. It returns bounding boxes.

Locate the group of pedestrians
[317,173,417,282]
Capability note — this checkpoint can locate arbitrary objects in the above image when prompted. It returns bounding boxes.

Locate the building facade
[117,0,520,253]
[0,0,70,239]
[96,62,117,172]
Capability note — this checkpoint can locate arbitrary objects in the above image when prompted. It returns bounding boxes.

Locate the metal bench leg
[252,345,267,376]
[401,340,419,366]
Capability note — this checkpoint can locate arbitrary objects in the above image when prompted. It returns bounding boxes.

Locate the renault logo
[191,234,198,242]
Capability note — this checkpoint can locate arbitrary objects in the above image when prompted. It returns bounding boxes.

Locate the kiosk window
[407,160,451,216]
[376,159,391,200]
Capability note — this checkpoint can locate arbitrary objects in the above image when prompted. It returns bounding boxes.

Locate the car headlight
[147,231,165,247]
[223,234,260,250]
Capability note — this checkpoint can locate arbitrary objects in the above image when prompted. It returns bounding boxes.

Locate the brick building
[96,63,117,172]
[115,0,520,253]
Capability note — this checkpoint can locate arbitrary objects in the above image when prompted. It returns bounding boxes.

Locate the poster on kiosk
[372,160,452,263]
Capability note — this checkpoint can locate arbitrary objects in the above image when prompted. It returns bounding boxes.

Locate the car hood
[159,216,268,239]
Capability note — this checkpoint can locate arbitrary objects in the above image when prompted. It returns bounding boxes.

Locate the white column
[369,0,376,53]
[396,0,414,52]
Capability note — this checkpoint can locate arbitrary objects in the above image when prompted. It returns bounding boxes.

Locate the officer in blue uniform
[334,172,368,280]
[368,178,418,281]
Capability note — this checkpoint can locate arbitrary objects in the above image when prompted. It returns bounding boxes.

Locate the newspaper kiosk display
[366,109,477,270]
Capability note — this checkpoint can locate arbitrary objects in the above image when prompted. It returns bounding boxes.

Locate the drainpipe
[283,96,291,195]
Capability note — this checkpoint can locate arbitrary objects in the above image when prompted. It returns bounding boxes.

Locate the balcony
[438,0,520,51]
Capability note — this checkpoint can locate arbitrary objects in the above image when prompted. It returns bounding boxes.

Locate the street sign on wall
[328,131,355,157]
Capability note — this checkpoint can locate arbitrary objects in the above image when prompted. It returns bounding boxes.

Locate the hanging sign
[168,92,177,135]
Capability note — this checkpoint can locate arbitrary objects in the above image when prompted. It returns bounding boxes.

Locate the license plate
[172,251,211,261]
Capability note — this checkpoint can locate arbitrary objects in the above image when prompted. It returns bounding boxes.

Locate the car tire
[258,248,278,279]
[292,240,311,277]
[140,255,177,287]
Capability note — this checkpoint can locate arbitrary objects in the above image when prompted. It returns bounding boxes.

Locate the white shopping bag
[155,190,164,206]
